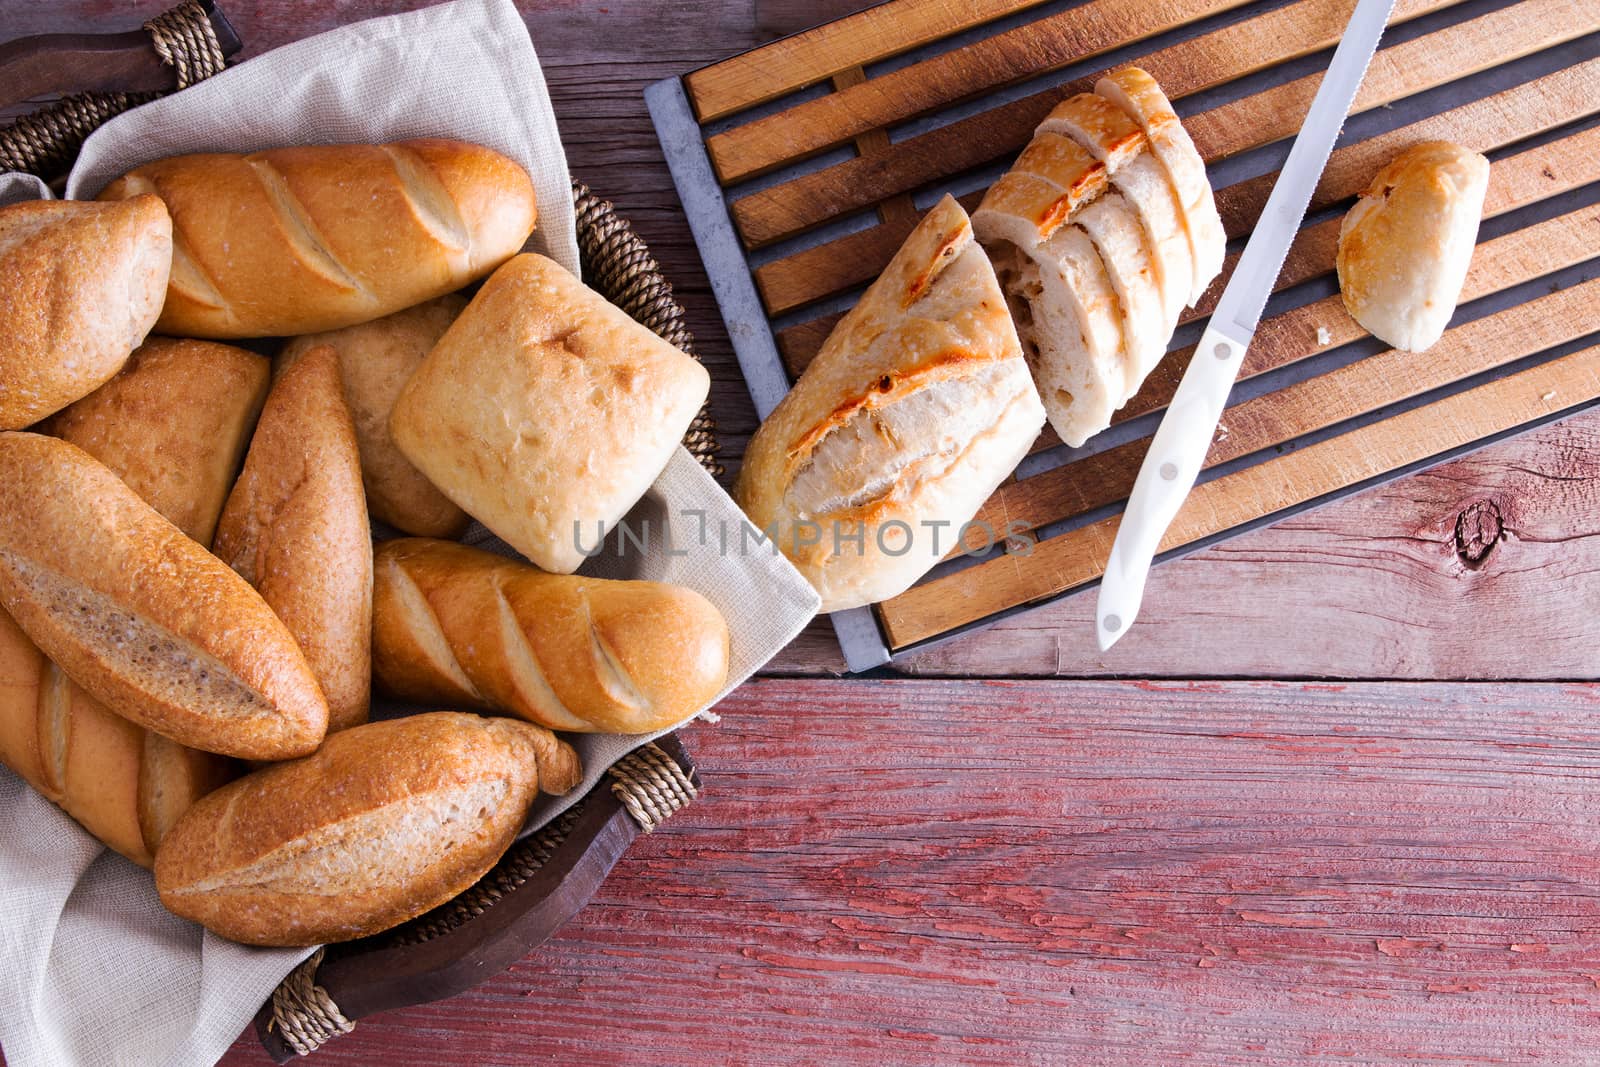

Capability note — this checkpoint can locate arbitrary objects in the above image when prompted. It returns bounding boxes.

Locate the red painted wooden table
[3,2,1599,1063]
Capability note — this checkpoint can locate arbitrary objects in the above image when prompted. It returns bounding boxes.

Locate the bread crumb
[1316,326,1332,346]
[698,708,722,724]
[1542,390,1557,402]
[1215,424,1229,442]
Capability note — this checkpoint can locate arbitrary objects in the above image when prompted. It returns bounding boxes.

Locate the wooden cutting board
[647,0,1600,669]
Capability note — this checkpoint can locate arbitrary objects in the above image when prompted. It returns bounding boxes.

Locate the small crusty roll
[155,711,580,946]
[42,338,270,547]
[215,347,373,733]
[737,195,1045,612]
[0,607,236,867]
[0,432,329,760]
[280,296,470,538]
[98,139,536,339]
[0,195,171,429]
[390,253,710,575]
[373,539,730,734]
[1337,141,1490,353]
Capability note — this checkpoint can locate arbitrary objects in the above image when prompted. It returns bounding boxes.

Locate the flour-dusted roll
[155,712,581,946]
[42,338,270,547]
[1337,141,1490,353]
[98,140,536,338]
[215,346,372,733]
[1095,67,1225,303]
[391,253,710,575]
[737,195,1045,612]
[373,539,730,735]
[280,296,471,538]
[0,433,329,760]
[0,196,171,429]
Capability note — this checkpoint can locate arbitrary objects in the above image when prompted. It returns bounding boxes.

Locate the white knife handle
[1097,325,1248,650]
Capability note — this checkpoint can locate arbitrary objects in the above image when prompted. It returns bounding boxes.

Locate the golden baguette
[372,538,730,734]
[215,347,373,733]
[155,712,581,946]
[0,195,171,429]
[98,139,536,339]
[0,432,329,760]
[280,296,471,539]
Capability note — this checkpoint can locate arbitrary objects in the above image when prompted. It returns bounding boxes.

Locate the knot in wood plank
[1453,499,1504,569]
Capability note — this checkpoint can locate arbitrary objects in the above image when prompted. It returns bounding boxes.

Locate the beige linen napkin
[0,1,819,1064]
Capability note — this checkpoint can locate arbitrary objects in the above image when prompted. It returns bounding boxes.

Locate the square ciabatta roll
[391,253,710,574]
[736,195,1045,614]
[973,67,1225,448]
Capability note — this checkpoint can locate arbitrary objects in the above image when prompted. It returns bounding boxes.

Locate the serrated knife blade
[1095,0,1397,652]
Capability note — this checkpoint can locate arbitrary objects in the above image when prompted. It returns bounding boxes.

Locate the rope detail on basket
[608,743,698,832]
[144,0,227,89]
[0,0,224,178]
[573,179,723,476]
[270,948,355,1056]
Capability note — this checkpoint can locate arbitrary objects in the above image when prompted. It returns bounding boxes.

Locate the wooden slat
[778,117,1600,378]
[880,344,1600,647]
[685,0,1050,122]
[705,0,1257,183]
[756,57,1600,316]
[733,0,1562,248]
[960,259,1600,552]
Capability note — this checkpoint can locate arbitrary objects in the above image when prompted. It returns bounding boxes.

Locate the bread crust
[0,432,329,760]
[1337,140,1489,353]
[736,195,1045,611]
[390,254,710,574]
[154,712,580,946]
[97,140,535,338]
[281,296,470,538]
[373,538,730,734]
[0,195,171,429]
[215,347,373,733]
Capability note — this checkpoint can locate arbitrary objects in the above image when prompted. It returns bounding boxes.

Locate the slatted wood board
[647,0,1600,670]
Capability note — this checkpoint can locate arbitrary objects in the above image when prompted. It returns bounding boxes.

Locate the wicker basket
[0,2,717,1058]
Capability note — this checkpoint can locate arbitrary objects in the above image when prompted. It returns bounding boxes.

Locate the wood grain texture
[212,678,1600,1064]
[730,0,1560,250]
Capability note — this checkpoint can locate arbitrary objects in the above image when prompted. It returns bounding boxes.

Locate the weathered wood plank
[706,0,1257,184]
[880,343,1600,647]
[220,678,1600,1065]
[753,55,1600,316]
[775,121,1600,379]
[690,0,1046,121]
[732,0,1560,249]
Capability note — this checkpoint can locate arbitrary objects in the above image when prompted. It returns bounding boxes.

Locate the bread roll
[390,254,710,574]
[42,338,270,547]
[98,140,536,338]
[215,347,372,733]
[373,539,729,734]
[1095,67,1225,303]
[0,432,328,760]
[155,712,581,946]
[1337,141,1490,353]
[737,195,1045,611]
[280,296,471,538]
[0,195,171,429]
[0,608,236,867]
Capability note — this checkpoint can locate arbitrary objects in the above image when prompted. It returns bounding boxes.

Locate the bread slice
[0,432,329,760]
[1095,67,1225,303]
[1072,191,1167,402]
[1039,92,1194,330]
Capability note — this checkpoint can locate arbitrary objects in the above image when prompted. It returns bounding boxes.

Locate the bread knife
[1095,0,1397,652]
